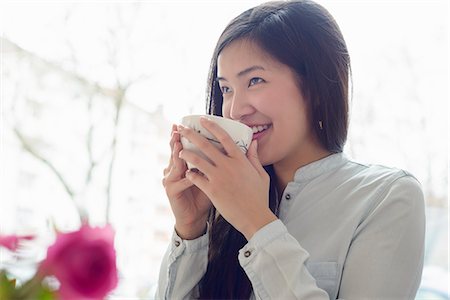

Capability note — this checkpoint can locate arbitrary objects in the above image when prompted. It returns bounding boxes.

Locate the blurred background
[0,0,448,299]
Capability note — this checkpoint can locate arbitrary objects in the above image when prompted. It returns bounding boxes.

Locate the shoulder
[342,155,422,190]
[340,155,424,215]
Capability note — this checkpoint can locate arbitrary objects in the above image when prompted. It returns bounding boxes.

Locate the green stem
[13,272,44,300]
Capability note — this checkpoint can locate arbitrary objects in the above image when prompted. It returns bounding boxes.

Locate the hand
[162,124,212,240]
[178,117,277,240]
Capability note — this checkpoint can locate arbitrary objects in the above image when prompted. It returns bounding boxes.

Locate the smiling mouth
[251,124,271,140]
[251,124,270,134]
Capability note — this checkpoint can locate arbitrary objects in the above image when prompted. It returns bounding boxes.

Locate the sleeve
[337,175,426,299]
[155,229,209,300]
[238,220,330,299]
[238,175,425,300]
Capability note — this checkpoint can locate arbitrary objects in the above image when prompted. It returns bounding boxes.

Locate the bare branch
[105,87,126,223]
[12,126,83,223]
[1,37,118,99]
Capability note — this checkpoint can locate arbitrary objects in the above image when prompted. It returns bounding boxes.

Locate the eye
[220,85,231,94]
[249,77,265,87]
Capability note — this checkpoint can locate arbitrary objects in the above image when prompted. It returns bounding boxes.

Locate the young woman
[158,1,425,299]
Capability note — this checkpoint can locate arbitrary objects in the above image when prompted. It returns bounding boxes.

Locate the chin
[260,157,273,168]
[257,149,274,167]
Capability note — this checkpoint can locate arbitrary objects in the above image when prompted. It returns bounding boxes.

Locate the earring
[319,120,323,130]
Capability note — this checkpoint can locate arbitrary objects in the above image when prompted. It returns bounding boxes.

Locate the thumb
[247,140,265,175]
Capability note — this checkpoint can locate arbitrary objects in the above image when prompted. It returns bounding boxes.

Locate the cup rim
[181,114,252,131]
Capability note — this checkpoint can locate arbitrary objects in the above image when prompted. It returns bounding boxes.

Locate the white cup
[180,115,253,169]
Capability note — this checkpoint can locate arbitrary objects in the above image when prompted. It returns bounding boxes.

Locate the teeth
[251,125,269,134]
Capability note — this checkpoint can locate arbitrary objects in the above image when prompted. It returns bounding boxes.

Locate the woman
[158,1,425,299]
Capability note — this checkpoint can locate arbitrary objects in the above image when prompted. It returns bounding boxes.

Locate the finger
[169,124,178,149]
[185,169,209,193]
[165,124,183,177]
[164,177,194,197]
[179,148,214,177]
[163,166,170,176]
[173,140,187,173]
[169,132,181,155]
[177,124,224,164]
[167,125,179,167]
[199,117,243,158]
[247,140,266,176]
[165,137,177,175]
[164,148,175,178]
[166,141,187,180]
[165,141,184,181]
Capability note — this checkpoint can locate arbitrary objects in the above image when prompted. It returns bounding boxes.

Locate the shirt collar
[293,152,348,183]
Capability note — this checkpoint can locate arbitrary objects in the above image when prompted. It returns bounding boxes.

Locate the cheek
[221,101,231,118]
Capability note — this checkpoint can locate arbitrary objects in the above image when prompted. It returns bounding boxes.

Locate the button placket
[171,238,185,258]
[279,185,299,220]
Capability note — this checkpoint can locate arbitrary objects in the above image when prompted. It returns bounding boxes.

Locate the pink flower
[40,224,118,300]
[0,234,34,251]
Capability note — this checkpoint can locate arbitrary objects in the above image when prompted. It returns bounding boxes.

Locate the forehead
[217,39,280,75]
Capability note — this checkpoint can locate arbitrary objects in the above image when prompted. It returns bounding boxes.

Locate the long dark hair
[199,1,350,298]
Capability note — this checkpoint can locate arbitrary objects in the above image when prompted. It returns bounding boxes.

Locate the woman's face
[217,39,325,168]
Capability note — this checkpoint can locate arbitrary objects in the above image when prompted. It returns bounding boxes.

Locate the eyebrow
[216,65,265,82]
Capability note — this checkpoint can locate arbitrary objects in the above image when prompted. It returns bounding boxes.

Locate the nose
[228,91,255,121]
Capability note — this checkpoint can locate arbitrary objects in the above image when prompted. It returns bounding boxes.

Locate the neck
[274,147,332,194]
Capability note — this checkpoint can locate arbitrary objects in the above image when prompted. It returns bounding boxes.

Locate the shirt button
[244,250,251,257]
[174,240,181,247]
[285,193,291,200]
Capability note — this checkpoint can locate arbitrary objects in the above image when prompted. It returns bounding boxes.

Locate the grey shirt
[157,153,425,299]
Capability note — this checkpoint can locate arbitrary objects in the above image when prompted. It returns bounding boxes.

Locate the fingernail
[177,125,185,132]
